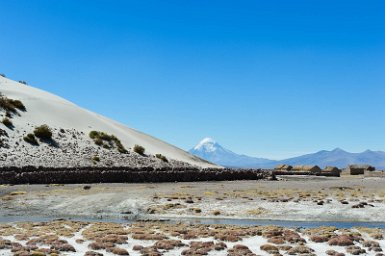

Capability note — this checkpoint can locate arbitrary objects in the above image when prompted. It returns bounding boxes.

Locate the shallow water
[1,214,385,229]
[175,217,385,229]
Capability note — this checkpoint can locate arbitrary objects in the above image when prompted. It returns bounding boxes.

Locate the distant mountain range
[189,138,385,169]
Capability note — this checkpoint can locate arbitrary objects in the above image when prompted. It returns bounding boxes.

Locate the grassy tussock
[34,125,53,140]
[89,131,128,153]
[133,144,145,155]
[0,93,26,115]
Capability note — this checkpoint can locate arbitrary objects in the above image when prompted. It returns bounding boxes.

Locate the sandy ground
[1,176,385,223]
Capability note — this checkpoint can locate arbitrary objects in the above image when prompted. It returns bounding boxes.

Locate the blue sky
[1,0,384,159]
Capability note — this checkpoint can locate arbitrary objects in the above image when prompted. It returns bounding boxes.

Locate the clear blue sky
[1,0,384,159]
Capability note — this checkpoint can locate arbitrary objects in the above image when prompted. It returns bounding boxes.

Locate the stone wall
[0,166,271,184]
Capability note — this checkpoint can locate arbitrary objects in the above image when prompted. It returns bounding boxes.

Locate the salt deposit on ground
[1,178,384,223]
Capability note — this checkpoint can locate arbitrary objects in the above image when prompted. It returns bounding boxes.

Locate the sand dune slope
[0,77,217,168]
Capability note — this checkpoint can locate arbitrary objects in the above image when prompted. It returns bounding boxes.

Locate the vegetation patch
[246,207,268,216]
[0,93,26,116]
[89,131,128,153]
[133,144,145,155]
[0,128,9,148]
[1,117,13,129]
[23,125,56,146]
[155,154,168,162]
[34,125,53,140]
[23,133,39,145]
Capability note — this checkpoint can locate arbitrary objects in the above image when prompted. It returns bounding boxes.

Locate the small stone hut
[348,164,375,175]
[274,164,293,171]
[323,166,341,175]
[324,166,340,172]
[292,165,322,173]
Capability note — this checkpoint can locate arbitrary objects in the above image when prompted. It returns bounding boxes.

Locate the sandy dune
[0,77,217,168]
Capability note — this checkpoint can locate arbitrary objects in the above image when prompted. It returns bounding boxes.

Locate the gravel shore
[1,176,384,222]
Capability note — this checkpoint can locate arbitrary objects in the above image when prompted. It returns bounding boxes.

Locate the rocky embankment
[0,166,271,184]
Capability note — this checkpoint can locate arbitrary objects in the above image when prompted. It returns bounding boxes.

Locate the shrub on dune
[89,130,128,153]
[9,100,26,111]
[2,117,13,128]
[0,128,8,148]
[94,138,103,146]
[117,143,128,153]
[89,130,99,139]
[133,144,145,155]
[34,125,53,140]
[24,133,39,145]
[0,94,26,114]
[155,154,168,162]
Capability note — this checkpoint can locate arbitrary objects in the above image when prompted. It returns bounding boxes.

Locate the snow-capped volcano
[193,137,221,152]
[189,138,275,168]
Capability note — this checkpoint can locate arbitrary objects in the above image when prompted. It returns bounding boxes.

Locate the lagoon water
[2,215,385,229]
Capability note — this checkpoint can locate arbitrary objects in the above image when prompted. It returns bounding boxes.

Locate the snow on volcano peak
[193,137,218,152]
